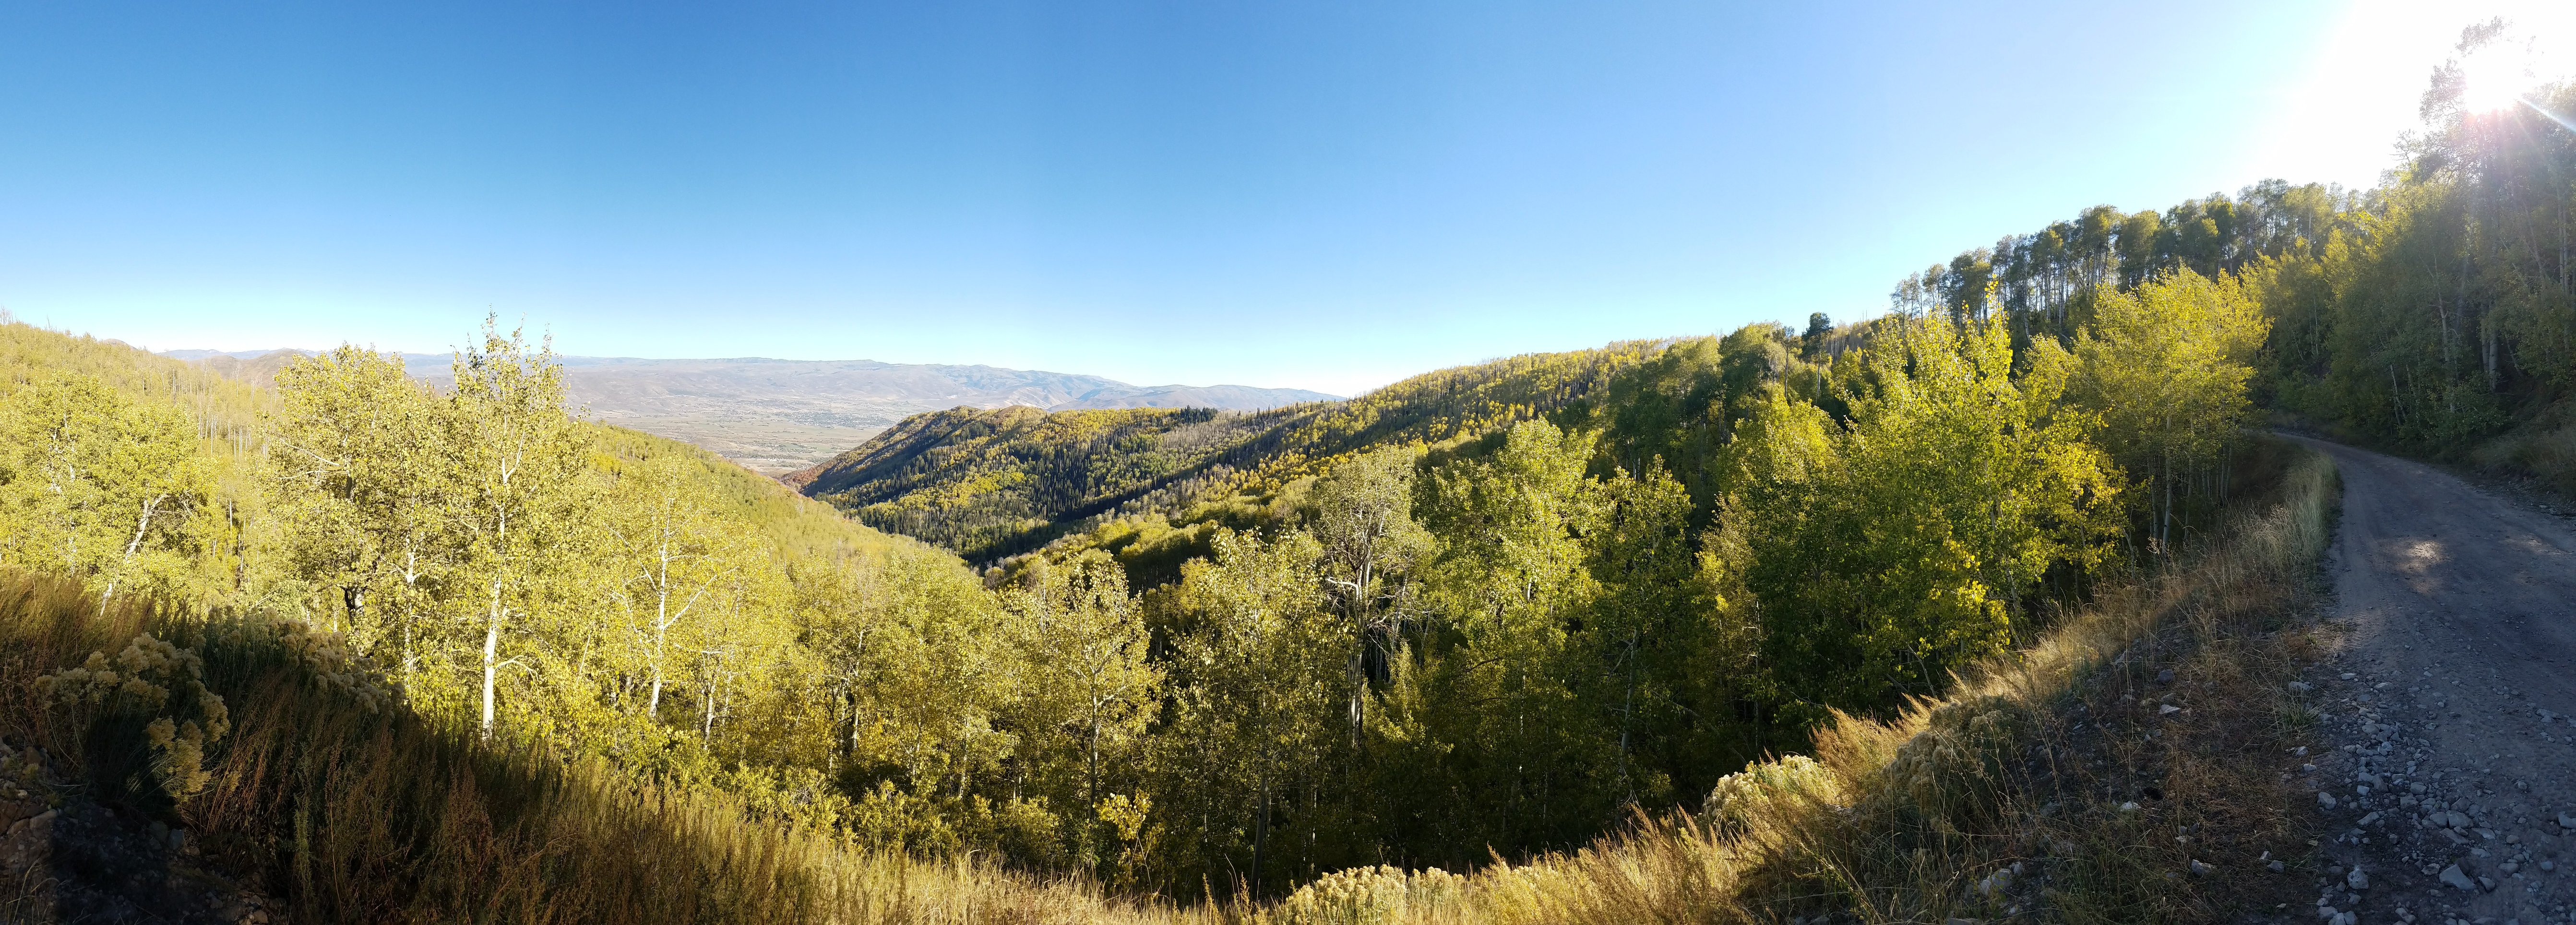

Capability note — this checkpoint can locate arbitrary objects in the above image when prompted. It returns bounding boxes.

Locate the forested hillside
[756,250,2275,889]
[1895,46,2576,498]
[797,341,1667,565]
[2,29,2567,922]
[4,266,2279,913]
[171,348,1333,475]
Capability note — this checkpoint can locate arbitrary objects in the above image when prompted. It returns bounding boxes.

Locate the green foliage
[2072,270,2270,549]
[802,342,1665,567]
[803,404,1254,560]
[0,189,2297,908]
[6,308,2198,899]
[0,373,222,606]
[1155,529,1340,891]
[1728,317,2120,718]
[1002,554,1163,866]
[1893,180,2345,348]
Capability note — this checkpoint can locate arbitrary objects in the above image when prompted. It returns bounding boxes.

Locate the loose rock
[2441,864,2476,890]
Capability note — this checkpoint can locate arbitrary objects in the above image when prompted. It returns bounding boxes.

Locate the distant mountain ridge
[162,349,1336,474]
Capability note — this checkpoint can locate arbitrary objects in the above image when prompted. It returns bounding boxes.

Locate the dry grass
[2471,401,2576,501]
[0,438,2340,924]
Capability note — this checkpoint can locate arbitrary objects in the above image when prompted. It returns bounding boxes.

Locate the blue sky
[0,0,2561,395]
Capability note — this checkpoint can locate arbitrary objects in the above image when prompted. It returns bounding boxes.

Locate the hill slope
[166,350,1335,474]
[24,325,929,585]
[796,341,1671,563]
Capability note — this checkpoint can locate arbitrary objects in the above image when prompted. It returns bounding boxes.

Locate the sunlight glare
[2245,0,2576,188]
[2458,38,2537,113]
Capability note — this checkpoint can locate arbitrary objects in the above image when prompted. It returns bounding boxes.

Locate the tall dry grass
[0,438,2337,925]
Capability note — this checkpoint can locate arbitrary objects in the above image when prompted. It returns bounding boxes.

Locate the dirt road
[2290,436,2576,924]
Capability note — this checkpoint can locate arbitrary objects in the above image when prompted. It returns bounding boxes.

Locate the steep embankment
[796,341,1671,563]
[2286,437,2576,921]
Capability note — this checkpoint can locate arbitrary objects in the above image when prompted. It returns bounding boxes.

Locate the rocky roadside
[1,736,278,925]
[2279,438,2576,925]
[2293,659,2576,925]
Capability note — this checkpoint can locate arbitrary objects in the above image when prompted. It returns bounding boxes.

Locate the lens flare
[2457,45,2530,113]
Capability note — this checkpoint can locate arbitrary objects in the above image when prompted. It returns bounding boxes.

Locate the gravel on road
[2288,436,2576,925]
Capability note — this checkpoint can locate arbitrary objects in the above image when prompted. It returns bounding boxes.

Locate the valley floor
[2289,437,2576,923]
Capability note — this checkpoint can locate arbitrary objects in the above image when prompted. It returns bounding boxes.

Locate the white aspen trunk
[1085,712,1101,810]
[99,493,168,607]
[1348,544,1375,747]
[650,539,670,719]
[654,536,675,726]
[701,666,719,741]
[400,546,422,681]
[481,576,502,741]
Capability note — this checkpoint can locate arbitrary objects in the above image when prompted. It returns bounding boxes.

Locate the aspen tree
[1007,556,1158,852]
[268,347,450,671]
[0,373,213,605]
[683,559,792,744]
[1167,529,1336,894]
[604,454,756,722]
[802,548,1013,809]
[1415,419,1606,850]
[444,318,592,740]
[1307,447,1429,743]
[2071,271,2268,551]
[1581,461,1700,806]
[1736,316,2118,714]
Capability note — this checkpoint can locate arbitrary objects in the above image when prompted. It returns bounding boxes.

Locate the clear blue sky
[0,0,2549,395]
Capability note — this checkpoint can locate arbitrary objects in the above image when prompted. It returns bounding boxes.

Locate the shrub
[1700,753,1843,835]
[36,632,231,799]
[1271,865,1464,925]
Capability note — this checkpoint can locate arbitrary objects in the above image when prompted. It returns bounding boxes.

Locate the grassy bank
[2467,400,2576,506]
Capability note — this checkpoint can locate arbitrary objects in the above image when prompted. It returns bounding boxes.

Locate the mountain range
[160,349,1336,473]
